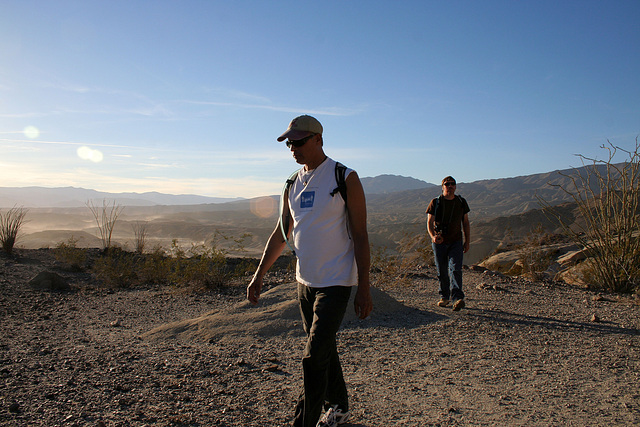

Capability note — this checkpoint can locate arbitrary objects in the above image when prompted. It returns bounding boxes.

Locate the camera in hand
[434,223,448,236]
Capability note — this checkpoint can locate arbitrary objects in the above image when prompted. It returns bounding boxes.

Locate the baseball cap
[277,115,323,142]
[442,176,456,185]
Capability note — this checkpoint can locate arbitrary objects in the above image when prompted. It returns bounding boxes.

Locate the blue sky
[1,0,639,199]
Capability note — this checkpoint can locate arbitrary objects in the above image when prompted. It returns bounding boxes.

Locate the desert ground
[1,248,639,426]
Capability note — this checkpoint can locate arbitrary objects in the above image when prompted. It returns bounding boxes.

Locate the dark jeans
[432,239,465,301]
[293,284,352,427]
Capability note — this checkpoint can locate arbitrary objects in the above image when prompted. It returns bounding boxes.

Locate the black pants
[293,284,352,427]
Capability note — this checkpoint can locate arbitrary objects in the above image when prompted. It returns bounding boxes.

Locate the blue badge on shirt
[300,191,315,208]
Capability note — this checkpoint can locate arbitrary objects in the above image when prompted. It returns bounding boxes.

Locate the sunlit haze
[1,1,639,199]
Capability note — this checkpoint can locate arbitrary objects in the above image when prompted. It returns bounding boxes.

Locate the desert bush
[91,247,139,288]
[166,242,230,290]
[87,200,124,249]
[138,245,171,284]
[539,139,640,293]
[371,245,400,276]
[54,237,87,271]
[516,224,556,280]
[90,237,248,290]
[0,206,28,254]
[371,232,433,288]
[132,221,148,253]
[206,229,252,257]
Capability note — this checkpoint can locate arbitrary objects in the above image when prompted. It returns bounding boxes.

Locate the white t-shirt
[288,157,358,287]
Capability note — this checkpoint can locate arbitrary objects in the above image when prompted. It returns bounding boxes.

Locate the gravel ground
[1,249,639,426]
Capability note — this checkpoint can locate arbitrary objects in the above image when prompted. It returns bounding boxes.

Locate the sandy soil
[1,249,639,426]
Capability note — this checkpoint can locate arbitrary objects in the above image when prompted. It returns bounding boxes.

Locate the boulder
[478,251,520,274]
[554,262,593,288]
[28,271,71,291]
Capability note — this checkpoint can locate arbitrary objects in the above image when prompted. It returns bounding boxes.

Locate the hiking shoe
[452,299,465,311]
[317,404,350,427]
[437,298,450,307]
[334,407,350,425]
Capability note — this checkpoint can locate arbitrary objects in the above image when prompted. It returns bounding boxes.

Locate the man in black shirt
[426,176,471,311]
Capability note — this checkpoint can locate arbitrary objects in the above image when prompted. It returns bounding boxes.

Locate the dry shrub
[90,239,243,290]
[132,221,148,253]
[540,139,640,293]
[91,247,139,288]
[516,224,557,280]
[86,200,124,249]
[371,232,432,289]
[54,237,87,271]
[166,241,229,290]
[0,206,28,254]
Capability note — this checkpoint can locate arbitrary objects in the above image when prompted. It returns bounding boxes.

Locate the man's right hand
[247,277,263,305]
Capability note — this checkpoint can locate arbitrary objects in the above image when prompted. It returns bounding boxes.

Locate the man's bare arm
[346,172,373,319]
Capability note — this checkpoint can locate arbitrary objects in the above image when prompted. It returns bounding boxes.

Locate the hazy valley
[2,165,595,264]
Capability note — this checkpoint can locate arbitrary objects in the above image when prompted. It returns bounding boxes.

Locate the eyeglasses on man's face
[443,182,456,187]
[286,134,315,148]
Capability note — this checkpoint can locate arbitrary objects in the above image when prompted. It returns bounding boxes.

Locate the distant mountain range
[10,164,615,264]
[0,175,434,208]
[2,164,610,213]
[0,187,243,208]
[360,175,435,194]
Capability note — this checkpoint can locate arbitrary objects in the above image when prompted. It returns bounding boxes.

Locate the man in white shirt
[247,115,372,427]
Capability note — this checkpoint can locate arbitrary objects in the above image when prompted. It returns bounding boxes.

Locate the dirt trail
[1,250,639,426]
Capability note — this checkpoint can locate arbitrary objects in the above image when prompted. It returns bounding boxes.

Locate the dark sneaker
[437,298,450,307]
[452,299,465,311]
[317,404,350,427]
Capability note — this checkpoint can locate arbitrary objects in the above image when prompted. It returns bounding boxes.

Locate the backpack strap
[282,162,349,255]
[280,169,300,256]
[434,195,443,223]
[330,162,348,203]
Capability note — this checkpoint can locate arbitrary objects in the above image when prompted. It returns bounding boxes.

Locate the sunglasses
[444,182,456,187]
[286,134,315,148]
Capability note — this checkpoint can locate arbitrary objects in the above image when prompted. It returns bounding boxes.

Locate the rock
[591,314,601,323]
[545,262,563,274]
[481,270,507,279]
[478,251,520,274]
[28,271,71,291]
[557,249,588,266]
[507,259,524,276]
[554,262,593,287]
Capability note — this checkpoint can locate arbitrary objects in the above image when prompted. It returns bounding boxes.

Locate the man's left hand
[354,288,373,319]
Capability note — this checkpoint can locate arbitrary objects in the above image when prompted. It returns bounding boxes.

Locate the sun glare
[77,146,104,163]
[250,196,277,218]
[23,126,40,139]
